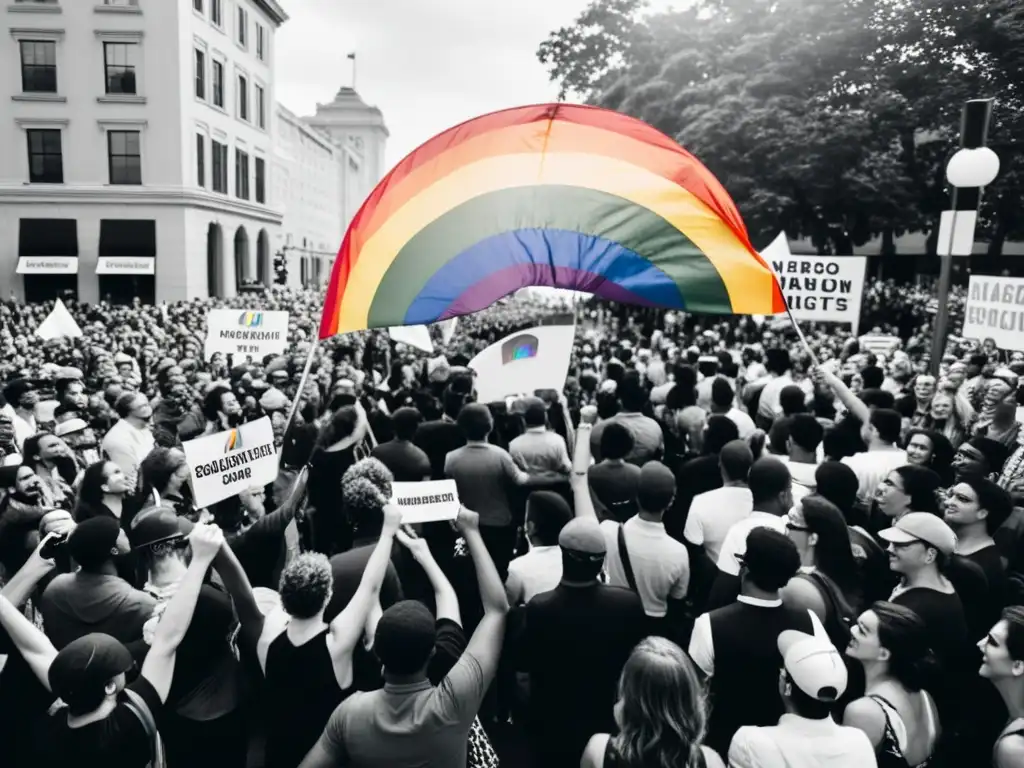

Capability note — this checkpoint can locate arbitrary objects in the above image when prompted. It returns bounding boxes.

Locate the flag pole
[783,302,820,367]
[278,338,319,467]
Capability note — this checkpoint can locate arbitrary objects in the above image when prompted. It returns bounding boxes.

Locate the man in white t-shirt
[729,611,876,768]
[601,462,690,621]
[777,414,824,504]
[685,439,754,564]
[505,491,573,605]
[709,377,756,439]
[841,408,907,506]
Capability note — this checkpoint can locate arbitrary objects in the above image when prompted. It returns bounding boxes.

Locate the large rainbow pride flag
[319,103,786,339]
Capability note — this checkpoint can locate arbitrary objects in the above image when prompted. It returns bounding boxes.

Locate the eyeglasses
[785,521,810,533]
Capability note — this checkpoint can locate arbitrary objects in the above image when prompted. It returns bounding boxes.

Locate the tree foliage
[537,0,1024,256]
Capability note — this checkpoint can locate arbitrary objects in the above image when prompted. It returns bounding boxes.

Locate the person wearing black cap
[302,506,508,768]
[689,527,810,756]
[0,524,224,767]
[38,517,155,650]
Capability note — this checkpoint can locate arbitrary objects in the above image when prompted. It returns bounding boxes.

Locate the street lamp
[929,99,997,376]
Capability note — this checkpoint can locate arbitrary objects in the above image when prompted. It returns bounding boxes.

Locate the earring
[104,681,117,695]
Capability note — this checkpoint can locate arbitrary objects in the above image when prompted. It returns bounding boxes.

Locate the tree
[538,0,1024,259]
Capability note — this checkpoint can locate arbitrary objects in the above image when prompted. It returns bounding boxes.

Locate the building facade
[0,0,288,304]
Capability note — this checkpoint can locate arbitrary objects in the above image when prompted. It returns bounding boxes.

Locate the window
[212,60,224,107]
[235,149,249,200]
[236,7,247,47]
[26,129,63,183]
[193,0,202,11]
[194,48,206,99]
[254,84,265,128]
[104,43,138,95]
[210,0,222,25]
[211,140,228,193]
[237,74,248,120]
[107,130,141,185]
[255,156,265,203]
[196,134,205,187]
[20,41,57,94]
[256,25,266,61]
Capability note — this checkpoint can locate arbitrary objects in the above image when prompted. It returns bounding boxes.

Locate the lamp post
[929,99,999,377]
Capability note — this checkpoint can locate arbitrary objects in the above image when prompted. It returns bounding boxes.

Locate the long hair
[612,637,708,768]
[801,495,860,599]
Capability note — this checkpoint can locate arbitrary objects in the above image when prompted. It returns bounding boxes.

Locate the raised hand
[454,506,480,534]
[395,526,432,562]
[189,523,225,562]
[382,502,403,533]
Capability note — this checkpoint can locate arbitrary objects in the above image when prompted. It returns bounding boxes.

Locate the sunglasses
[785,522,811,533]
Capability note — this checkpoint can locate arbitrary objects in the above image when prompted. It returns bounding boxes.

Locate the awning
[96,256,155,275]
[17,256,78,274]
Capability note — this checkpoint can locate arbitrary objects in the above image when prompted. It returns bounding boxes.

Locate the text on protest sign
[182,417,278,508]
[769,256,867,332]
[962,275,1024,352]
[391,480,461,525]
[205,309,289,359]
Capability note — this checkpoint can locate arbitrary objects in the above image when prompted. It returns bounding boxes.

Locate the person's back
[372,408,432,482]
[264,627,351,768]
[414,395,467,480]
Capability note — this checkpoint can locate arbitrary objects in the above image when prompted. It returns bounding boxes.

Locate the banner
[182,417,278,508]
[963,275,1024,352]
[391,479,461,524]
[388,325,434,353]
[767,250,867,333]
[469,319,576,404]
[858,334,901,356]
[205,309,289,359]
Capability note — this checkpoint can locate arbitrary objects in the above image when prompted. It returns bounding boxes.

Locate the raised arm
[459,507,510,683]
[212,537,263,649]
[570,423,598,521]
[819,367,871,427]
[328,503,402,656]
[0,535,61,689]
[395,526,461,625]
[141,523,224,703]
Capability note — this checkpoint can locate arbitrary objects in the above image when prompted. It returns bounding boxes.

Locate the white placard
[391,479,461,524]
[858,334,901,356]
[182,417,278,508]
[469,322,576,404]
[17,256,77,274]
[963,275,1024,352]
[767,253,867,333]
[204,309,290,359]
[389,325,434,353]
[95,256,155,275]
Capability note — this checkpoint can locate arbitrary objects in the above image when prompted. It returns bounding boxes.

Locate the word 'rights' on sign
[770,256,868,332]
[962,275,1024,352]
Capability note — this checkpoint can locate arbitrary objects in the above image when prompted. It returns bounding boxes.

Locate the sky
[274,0,675,169]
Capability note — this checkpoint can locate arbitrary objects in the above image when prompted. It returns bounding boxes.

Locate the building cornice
[252,0,288,26]
[0,184,284,224]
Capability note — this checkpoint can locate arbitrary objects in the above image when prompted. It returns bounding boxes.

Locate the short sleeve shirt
[34,675,164,768]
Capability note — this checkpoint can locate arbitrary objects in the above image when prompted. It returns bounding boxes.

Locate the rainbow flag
[319,103,785,339]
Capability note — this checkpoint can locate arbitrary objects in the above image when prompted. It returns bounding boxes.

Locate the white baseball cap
[778,611,847,702]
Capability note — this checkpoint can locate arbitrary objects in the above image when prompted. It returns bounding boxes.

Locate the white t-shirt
[729,714,877,768]
[601,516,689,618]
[727,407,757,439]
[777,457,819,504]
[506,545,562,603]
[716,512,788,576]
[684,485,754,563]
[841,448,908,504]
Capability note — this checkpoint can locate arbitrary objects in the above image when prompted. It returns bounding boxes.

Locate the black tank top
[604,739,707,767]
[263,627,355,768]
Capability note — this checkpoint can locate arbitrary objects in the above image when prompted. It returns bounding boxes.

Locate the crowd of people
[0,276,1022,768]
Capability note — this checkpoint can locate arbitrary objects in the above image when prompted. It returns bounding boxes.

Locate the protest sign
[962,275,1024,352]
[389,324,434,353]
[768,252,867,333]
[391,479,461,524]
[469,319,576,404]
[205,310,289,359]
[182,417,278,508]
[858,335,901,356]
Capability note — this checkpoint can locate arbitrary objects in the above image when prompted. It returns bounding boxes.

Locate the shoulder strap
[123,688,166,768]
[617,524,638,592]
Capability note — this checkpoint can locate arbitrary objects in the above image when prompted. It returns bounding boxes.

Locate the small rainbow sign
[224,429,242,452]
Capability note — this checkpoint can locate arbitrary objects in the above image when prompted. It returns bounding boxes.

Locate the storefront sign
[16,256,77,275]
[182,417,278,508]
[204,309,290,359]
[963,275,1024,352]
[95,257,155,275]
[768,255,867,333]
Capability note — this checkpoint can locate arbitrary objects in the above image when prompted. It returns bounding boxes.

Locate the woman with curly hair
[256,504,402,768]
[581,636,724,768]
